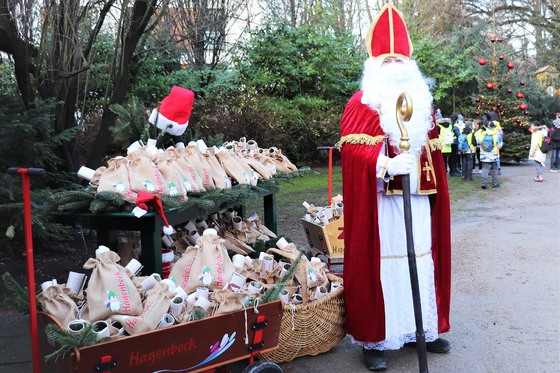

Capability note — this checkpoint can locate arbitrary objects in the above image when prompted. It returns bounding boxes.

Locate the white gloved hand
[386,153,416,176]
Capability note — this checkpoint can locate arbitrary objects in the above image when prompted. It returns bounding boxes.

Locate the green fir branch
[44,323,106,362]
[1,272,40,314]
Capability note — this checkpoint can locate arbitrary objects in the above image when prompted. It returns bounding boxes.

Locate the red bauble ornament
[507,62,514,69]
[486,83,494,90]
[490,36,496,43]
[519,103,527,110]
[520,80,525,85]
[507,88,513,93]
[496,103,502,108]
[516,92,524,99]
[499,55,505,60]
[479,58,487,66]
[516,118,522,124]
[524,111,529,115]
[498,37,503,42]
[475,111,480,116]
[475,98,481,103]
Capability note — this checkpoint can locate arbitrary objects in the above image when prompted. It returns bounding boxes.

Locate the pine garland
[190,306,208,321]
[44,323,107,362]
[0,272,39,314]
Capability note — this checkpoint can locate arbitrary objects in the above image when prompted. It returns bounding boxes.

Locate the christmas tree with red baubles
[471,32,530,162]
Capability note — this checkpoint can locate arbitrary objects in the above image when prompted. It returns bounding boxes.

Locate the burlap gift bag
[185,231,235,293]
[169,245,199,290]
[83,250,143,321]
[212,289,247,315]
[97,158,137,203]
[203,147,232,189]
[88,166,106,190]
[268,147,297,172]
[37,285,82,328]
[215,148,254,185]
[255,150,278,176]
[184,143,215,189]
[113,282,174,335]
[126,152,169,196]
[150,152,188,200]
[241,151,273,179]
[166,148,206,193]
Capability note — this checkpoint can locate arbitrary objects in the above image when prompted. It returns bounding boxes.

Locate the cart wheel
[242,361,283,373]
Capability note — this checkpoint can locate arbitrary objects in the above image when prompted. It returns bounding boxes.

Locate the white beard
[360,57,434,156]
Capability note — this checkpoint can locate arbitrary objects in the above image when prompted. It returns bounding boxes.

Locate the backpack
[480,133,495,152]
[540,136,549,154]
[550,127,560,142]
[458,133,470,153]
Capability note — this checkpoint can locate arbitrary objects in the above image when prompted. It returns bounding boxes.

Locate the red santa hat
[366,3,413,60]
[134,191,175,235]
[148,86,194,136]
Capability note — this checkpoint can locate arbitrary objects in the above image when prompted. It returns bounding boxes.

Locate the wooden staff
[395,93,429,373]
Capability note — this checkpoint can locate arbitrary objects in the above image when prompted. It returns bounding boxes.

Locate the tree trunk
[87,0,157,168]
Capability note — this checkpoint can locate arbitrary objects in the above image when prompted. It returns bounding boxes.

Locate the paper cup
[67,319,88,334]
[323,206,334,220]
[202,228,217,237]
[261,255,274,273]
[147,138,157,146]
[291,293,303,305]
[66,271,86,295]
[184,220,197,232]
[157,314,175,329]
[125,259,143,276]
[95,245,111,258]
[161,278,177,292]
[196,139,209,153]
[279,289,290,304]
[187,231,200,244]
[280,262,291,278]
[304,213,313,222]
[276,237,289,250]
[127,140,143,154]
[232,254,245,269]
[170,297,185,318]
[330,281,343,293]
[227,272,246,292]
[110,321,126,336]
[175,142,185,149]
[41,280,57,292]
[302,201,311,210]
[196,287,209,300]
[232,216,243,231]
[92,320,110,340]
[173,286,188,301]
[310,257,322,264]
[223,208,236,219]
[77,166,95,181]
[320,215,330,225]
[141,274,160,292]
[315,285,328,301]
[248,281,263,295]
[161,235,174,248]
[195,219,208,230]
[194,296,211,311]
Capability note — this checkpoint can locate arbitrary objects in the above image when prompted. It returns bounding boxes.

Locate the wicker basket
[259,248,345,363]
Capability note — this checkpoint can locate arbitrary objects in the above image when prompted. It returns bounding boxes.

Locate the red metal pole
[21,169,41,373]
[8,167,44,373]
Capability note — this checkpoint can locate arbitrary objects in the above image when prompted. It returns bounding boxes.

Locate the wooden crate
[38,300,283,373]
[301,213,344,259]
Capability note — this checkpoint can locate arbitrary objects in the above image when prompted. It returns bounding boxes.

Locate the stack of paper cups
[248,281,263,295]
[232,216,243,231]
[330,281,343,293]
[197,139,209,153]
[173,286,188,301]
[226,272,246,292]
[261,254,274,273]
[161,278,177,292]
[95,245,111,258]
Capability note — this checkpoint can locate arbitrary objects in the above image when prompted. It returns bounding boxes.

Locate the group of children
[436,111,503,189]
[528,112,560,182]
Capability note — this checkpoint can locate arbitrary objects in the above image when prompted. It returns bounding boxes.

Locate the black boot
[404,338,451,354]
[363,347,388,371]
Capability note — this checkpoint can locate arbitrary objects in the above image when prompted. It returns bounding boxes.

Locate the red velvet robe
[340,91,451,343]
